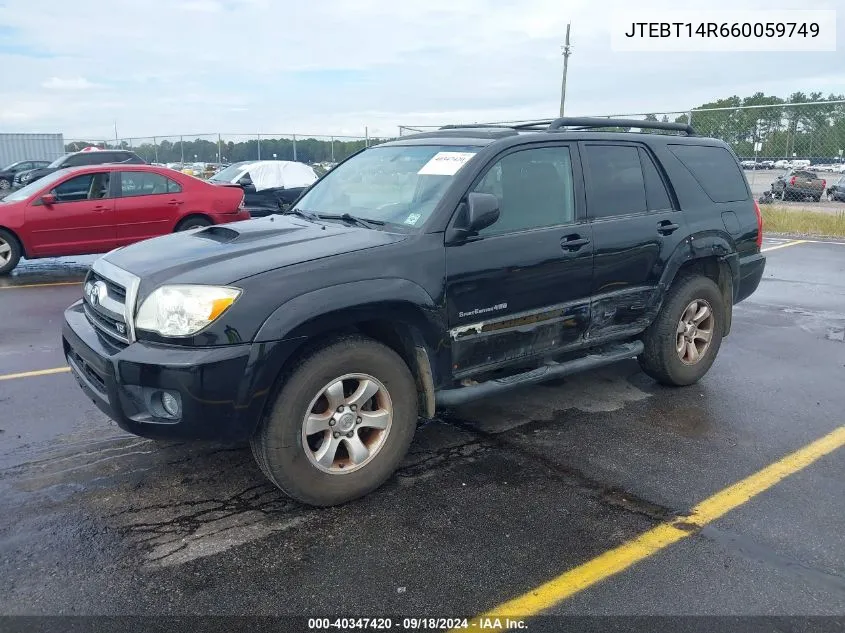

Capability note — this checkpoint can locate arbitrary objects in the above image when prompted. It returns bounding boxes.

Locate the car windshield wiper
[317,213,385,228]
[280,208,321,222]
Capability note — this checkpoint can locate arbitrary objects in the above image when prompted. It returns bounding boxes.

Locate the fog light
[161,392,181,417]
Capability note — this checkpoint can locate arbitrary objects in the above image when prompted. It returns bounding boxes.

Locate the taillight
[821,179,826,189]
[754,200,763,249]
[790,176,796,186]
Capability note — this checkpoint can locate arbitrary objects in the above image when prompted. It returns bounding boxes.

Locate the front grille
[83,270,130,346]
[88,270,127,301]
[83,302,129,345]
[82,259,141,347]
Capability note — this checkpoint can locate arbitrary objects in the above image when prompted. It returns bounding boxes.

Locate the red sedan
[0,164,250,274]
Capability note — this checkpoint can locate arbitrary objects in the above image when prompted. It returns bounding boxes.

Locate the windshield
[48,155,69,168]
[293,145,479,228]
[209,162,251,183]
[0,169,69,203]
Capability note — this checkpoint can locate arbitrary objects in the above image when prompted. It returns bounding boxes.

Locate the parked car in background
[773,160,791,170]
[771,170,826,202]
[826,176,845,202]
[740,160,759,170]
[0,164,249,275]
[17,150,146,188]
[0,160,51,191]
[760,160,775,170]
[208,160,319,216]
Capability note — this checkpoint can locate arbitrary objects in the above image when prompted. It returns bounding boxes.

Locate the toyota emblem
[86,281,107,306]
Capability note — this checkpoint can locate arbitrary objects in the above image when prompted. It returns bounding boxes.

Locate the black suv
[17,149,145,186]
[0,160,50,190]
[62,117,765,507]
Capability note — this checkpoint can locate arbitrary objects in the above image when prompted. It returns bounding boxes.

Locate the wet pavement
[0,240,843,622]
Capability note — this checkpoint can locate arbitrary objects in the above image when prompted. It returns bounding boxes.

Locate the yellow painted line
[0,367,71,381]
[0,281,82,290]
[459,426,845,628]
[761,239,808,253]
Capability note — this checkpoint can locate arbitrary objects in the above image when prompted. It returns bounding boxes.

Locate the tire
[175,216,211,231]
[0,178,10,191]
[0,229,22,275]
[813,196,821,203]
[250,335,418,506]
[638,275,725,387]
[827,192,835,202]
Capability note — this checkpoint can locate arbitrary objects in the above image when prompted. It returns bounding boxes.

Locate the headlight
[136,285,241,337]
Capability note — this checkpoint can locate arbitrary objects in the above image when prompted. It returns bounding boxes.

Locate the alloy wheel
[676,299,714,365]
[301,373,393,474]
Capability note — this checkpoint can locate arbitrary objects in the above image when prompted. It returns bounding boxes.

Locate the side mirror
[40,193,56,206]
[466,192,500,232]
[445,192,500,244]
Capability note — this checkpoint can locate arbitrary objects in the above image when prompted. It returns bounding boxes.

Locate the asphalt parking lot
[1,238,844,629]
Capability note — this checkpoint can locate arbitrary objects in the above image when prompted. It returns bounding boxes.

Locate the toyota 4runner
[62,117,766,506]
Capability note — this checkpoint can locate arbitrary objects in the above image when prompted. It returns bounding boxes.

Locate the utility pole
[559,23,572,118]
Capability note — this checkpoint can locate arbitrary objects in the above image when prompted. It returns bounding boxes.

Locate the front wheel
[638,275,725,387]
[0,178,10,191]
[827,192,836,202]
[0,229,22,275]
[251,336,418,506]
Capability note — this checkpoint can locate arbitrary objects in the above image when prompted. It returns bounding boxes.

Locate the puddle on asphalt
[0,256,94,287]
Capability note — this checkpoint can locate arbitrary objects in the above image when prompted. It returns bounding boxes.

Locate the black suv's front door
[580,141,686,339]
[444,143,593,379]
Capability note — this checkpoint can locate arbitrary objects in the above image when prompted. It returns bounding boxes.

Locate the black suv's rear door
[444,142,593,379]
[580,141,686,339]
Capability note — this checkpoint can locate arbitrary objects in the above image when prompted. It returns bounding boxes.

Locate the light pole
[559,23,572,118]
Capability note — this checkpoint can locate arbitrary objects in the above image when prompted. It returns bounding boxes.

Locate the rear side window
[638,148,673,211]
[584,145,647,217]
[668,144,748,203]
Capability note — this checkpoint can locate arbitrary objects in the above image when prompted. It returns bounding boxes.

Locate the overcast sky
[0,0,842,140]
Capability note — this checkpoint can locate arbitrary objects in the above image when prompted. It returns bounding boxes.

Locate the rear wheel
[0,229,22,275]
[639,275,725,387]
[251,336,418,506]
[175,216,211,232]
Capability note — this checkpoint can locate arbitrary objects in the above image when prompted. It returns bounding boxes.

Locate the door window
[473,146,575,235]
[120,172,181,196]
[584,145,648,218]
[51,173,111,202]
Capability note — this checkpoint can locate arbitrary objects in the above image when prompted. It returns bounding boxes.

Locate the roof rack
[439,117,697,136]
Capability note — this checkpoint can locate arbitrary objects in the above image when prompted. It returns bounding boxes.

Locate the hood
[102,215,408,291]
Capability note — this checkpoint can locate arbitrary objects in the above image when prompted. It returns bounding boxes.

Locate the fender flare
[254,277,441,343]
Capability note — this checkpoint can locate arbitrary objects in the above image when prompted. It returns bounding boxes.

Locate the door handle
[561,234,590,251]
[657,220,680,235]
[92,205,108,212]
[168,199,183,206]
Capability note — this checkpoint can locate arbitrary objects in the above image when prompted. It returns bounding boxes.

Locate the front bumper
[62,300,276,440]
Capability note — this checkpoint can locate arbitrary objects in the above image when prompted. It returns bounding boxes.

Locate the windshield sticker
[404,213,422,225]
[417,152,476,176]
